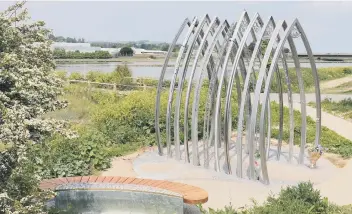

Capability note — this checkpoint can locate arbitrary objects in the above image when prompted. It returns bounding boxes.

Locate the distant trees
[119,47,134,56]
[53,48,112,59]
[161,44,169,51]
[91,41,173,51]
[49,34,85,43]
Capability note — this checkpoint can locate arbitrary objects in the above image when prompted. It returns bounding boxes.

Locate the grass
[323,80,352,94]
[309,98,352,121]
[271,66,352,93]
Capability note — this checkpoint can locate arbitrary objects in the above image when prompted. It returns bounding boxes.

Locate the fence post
[113,84,117,92]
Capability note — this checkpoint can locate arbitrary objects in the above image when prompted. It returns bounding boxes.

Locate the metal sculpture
[155,11,321,185]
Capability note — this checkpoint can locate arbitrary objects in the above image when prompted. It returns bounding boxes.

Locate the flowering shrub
[0,2,75,213]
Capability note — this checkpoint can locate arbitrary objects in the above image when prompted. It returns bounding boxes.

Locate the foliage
[68,71,84,80]
[119,46,134,56]
[309,98,352,121]
[201,182,349,214]
[49,34,85,43]
[53,70,67,81]
[0,2,75,213]
[110,64,133,84]
[270,66,352,93]
[53,48,112,59]
[28,128,111,179]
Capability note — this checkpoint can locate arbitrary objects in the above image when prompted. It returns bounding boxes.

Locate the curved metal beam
[223,13,263,175]
[155,18,191,155]
[192,21,232,167]
[213,11,249,172]
[296,21,321,149]
[247,20,287,181]
[173,14,211,161]
[183,17,221,164]
[165,17,199,158]
[235,16,275,178]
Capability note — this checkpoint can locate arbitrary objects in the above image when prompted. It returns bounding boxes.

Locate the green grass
[309,98,352,121]
[271,66,352,93]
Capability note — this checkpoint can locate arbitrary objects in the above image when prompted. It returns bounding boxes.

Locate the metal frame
[155,13,321,185]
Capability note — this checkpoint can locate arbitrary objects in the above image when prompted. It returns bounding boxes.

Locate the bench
[39,176,208,204]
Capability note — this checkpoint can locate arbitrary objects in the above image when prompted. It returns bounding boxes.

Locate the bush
[86,71,112,83]
[110,64,133,84]
[53,70,68,80]
[53,49,112,59]
[68,72,84,80]
[201,182,348,214]
[29,128,112,178]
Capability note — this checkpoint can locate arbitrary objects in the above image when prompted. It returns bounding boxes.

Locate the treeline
[53,48,112,59]
[91,41,181,52]
[49,34,86,43]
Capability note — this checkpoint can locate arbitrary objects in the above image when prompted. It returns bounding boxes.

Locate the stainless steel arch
[155,18,191,155]
[223,13,263,175]
[173,15,211,161]
[192,21,232,168]
[235,16,275,178]
[156,13,321,185]
[183,16,221,165]
[184,17,220,165]
[165,17,199,158]
[247,20,287,181]
[213,11,249,172]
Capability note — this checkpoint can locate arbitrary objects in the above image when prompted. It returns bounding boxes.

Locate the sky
[0,1,351,53]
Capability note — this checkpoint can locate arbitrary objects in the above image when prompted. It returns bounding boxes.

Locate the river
[56,62,352,80]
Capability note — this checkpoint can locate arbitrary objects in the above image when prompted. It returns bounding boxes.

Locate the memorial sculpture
[154,11,322,185]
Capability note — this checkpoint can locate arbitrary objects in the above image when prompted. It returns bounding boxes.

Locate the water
[56,62,352,80]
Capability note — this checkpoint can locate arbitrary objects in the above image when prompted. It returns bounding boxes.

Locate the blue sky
[0,1,351,53]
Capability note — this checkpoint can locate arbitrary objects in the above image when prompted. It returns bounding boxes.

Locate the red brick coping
[39,176,208,204]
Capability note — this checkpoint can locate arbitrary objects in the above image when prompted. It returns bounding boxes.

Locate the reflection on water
[52,190,184,214]
[56,62,352,80]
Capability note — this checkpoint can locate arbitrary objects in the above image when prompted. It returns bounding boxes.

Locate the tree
[119,47,134,56]
[161,44,169,52]
[110,64,132,84]
[284,47,290,54]
[0,2,74,212]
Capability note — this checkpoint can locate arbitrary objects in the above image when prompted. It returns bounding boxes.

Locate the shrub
[68,71,84,80]
[110,64,133,84]
[53,70,68,80]
[201,182,347,214]
[29,128,112,179]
